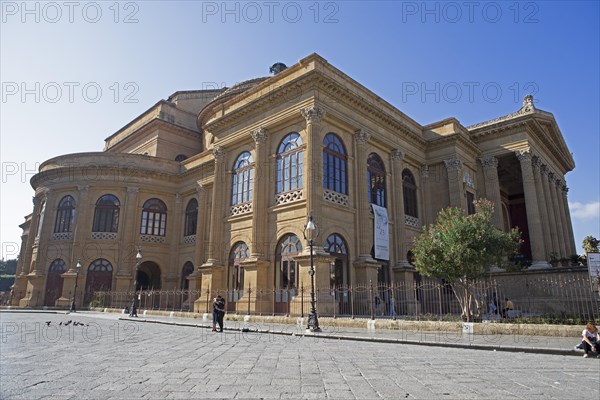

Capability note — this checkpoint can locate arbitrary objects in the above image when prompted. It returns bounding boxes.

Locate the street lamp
[303,213,321,332]
[129,248,142,317]
[69,259,82,313]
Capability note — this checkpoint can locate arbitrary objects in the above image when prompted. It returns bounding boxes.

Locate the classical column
[166,193,183,287]
[11,195,43,305]
[420,165,431,227]
[300,106,326,224]
[561,185,577,257]
[23,189,56,307]
[117,187,139,275]
[540,166,560,258]
[352,129,379,286]
[190,183,206,312]
[555,179,572,257]
[194,183,207,266]
[531,157,552,259]
[443,157,464,210]
[479,156,503,229]
[30,189,57,275]
[516,150,548,268]
[390,150,408,268]
[354,129,374,260]
[205,146,226,265]
[250,127,269,258]
[548,174,567,258]
[69,185,91,271]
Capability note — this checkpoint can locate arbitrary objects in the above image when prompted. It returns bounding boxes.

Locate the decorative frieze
[140,235,166,244]
[405,215,421,229]
[231,202,253,216]
[51,232,72,241]
[183,235,196,244]
[91,232,117,240]
[323,189,349,206]
[275,189,303,205]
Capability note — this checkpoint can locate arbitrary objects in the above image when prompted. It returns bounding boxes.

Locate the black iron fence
[82,276,599,323]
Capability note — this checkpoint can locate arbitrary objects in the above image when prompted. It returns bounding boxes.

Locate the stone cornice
[201,65,426,149]
[105,118,202,154]
[468,110,574,174]
[426,132,480,159]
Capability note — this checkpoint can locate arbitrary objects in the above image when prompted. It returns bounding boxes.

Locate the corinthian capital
[212,146,225,160]
[516,149,532,163]
[391,149,404,162]
[479,156,498,169]
[250,127,268,144]
[443,157,462,172]
[354,129,371,145]
[301,106,325,124]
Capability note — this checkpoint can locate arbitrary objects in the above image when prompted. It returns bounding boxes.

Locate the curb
[118,316,585,357]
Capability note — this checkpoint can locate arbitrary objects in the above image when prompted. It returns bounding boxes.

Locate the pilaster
[443,157,464,210]
[301,106,326,222]
[479,156,503,229]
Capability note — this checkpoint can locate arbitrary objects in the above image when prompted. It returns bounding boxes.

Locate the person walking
[212,294,225,332]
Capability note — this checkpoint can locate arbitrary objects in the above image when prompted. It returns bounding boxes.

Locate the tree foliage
[582,236,599,254]
[412,199,521,321]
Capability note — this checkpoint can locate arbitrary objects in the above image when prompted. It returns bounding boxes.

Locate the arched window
[184,199,198,236]
[92,194,120,233]
[180,261,194,290]
[84,258,113,304]
[323,133,348,194]
[140,198,167,236]
[368,154,386,207]
[276,133,303,194]
[175,154,188,162]
[324,233,349,287]
[275,234,303,290]
[402,169,418,218]
[54,195,75,233]
[231,152,254,205]
[228,242,250,303]
[44,259,67,306]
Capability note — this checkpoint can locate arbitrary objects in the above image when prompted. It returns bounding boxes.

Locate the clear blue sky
[1,1,598,259]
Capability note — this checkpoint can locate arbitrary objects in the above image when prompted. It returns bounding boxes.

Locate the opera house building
[12,54,576,314]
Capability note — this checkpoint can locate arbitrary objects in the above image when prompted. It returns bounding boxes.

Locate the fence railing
[85,276,600,323]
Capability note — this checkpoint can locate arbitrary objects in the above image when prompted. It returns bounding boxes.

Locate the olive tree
[412,199,521,321]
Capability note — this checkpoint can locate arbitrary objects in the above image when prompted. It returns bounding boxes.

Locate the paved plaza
[1,312,599,399]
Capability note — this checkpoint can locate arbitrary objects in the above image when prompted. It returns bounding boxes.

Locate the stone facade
[11,54,576,313]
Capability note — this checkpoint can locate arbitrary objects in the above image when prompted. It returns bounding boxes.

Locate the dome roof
[197,77,269,129]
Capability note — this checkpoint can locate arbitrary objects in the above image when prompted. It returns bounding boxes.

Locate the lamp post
[129,248,142,317]
[303,213,321,332]
[69,259,82,313]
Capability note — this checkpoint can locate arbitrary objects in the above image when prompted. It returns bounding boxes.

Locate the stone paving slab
[114,312,586,356]
[1,312,599,399]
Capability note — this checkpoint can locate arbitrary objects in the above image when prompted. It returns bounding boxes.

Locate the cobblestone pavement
[1,312,599,399]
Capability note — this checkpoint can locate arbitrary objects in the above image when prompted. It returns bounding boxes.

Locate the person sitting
[577,322,600,358]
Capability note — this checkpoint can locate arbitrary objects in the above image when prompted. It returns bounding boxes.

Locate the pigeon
[45,321,51,326]
[59,322,63,326]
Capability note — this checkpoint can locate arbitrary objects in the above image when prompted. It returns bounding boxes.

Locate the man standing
[212,295,225,332]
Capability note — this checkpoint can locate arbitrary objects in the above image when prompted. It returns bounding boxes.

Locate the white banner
[588,253,600,281]
[371,204,389,260]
